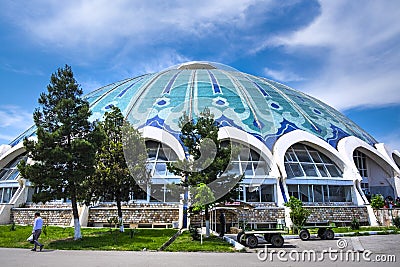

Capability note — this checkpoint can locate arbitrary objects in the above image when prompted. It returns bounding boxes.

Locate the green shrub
[370,194,385,209]
[284,196,311,233]
[351,218,360,230]
[393,216,400,228]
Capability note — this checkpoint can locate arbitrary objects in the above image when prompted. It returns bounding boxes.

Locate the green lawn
[165,231,235,252]
[0,225,177,251]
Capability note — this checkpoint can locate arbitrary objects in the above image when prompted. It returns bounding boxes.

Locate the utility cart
[236,220,289,248]
[298,222,336,241]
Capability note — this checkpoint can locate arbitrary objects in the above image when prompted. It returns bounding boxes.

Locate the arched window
[146,140,178,177]
[284,144,342,178]
[0,153,27,181]
[221,141,271,178]
[144,140,180,203]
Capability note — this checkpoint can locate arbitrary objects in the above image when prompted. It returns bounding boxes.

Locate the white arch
[273,129,354,180]
[0,142,27,169]
[139,126,185,160]
[338,136,400,177]
[393,150,400,168]
[218,126,279,178]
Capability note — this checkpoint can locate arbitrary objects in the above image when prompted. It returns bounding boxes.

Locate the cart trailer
[237,228,288,248]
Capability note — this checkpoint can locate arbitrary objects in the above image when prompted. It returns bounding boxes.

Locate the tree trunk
[205,205,210,237]
[116,196,124,232]
[71,194,82,240]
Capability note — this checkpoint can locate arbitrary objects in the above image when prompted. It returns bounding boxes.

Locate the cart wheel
[237,231,246,245]
[270,234,284,247]
[263,233,271,243]
[246,235,258,248]
[317,228,326,239]
[299,229,310,241]
[324,229,335,240]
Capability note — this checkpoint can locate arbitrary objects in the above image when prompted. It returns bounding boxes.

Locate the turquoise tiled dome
[10,61,377,149]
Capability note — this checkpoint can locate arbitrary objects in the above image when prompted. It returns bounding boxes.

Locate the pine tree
[86,106,149,232]
[168,108,241,235]
[18,65,103,240]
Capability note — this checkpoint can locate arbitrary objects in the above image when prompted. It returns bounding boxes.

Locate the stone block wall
[11,207,72,226]
[190,204,285,231]
[88,203,179,227]
[305,206,369,225]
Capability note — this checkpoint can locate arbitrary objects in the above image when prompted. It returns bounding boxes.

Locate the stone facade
[190,203,285,231]
[11,206,72,226]
[305,206,369,226]
[88,203,179,228]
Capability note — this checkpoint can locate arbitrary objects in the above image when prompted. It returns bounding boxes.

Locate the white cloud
[263,67,304,82]
[2,0,260,50]
[0,105,32,128]
[263,0,400,110]
[0,105,33,144]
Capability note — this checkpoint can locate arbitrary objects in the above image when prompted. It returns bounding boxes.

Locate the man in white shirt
[31,212,44,251]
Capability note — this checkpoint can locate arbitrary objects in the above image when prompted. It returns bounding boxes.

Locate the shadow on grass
[47,229,177,251]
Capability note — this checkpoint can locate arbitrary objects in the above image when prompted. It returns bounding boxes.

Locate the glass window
[150,184,164,202]
[288,184,299,198]
[288,184,352,203]
[289,163,304,177]
[224,141,270,178]
[284,144,343,178]
[155,162,167,176]
[353,150,368,178]
[313,185,324,202]
[326,165,341,177]
[0,154,27,181]
[301,163,318,176]
[316,164,329,177]
[246,186,260,202]
[299,184,310,202]
[261,185,274,202]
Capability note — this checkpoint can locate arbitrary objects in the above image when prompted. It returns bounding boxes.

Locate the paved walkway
[1,235,399,267]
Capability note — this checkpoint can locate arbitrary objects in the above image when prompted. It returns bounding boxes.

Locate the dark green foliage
[393,216,400,228]
[84,106,149,231]
[351,218,360,230]
[167,108,242,221]
[189,225,200,241]
[10,223,16,231]
[370,194,385,209]
[18,65,103,239]
[284,196,311,233]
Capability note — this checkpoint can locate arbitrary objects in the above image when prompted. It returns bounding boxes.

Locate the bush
[284,196,311,233]
[370,194,385,209]
[393,216,400,229]
[351,218,360,230]
[189,225,200,241]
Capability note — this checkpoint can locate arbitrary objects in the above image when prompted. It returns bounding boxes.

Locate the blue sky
[0,0,399,150]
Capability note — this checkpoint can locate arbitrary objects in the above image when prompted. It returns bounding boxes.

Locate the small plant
[10,223,16,231]
[189,225,201,241]
[284,196,311,234]
[370,194,385,209]
[393,216,400,228]
[351,218,360,230]
[42,224,48,236]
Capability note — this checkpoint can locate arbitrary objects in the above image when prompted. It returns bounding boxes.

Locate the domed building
[1,61,399,229]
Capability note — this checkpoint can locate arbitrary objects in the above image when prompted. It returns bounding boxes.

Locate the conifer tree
[18,65,103,240]
[168,108,241,235]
